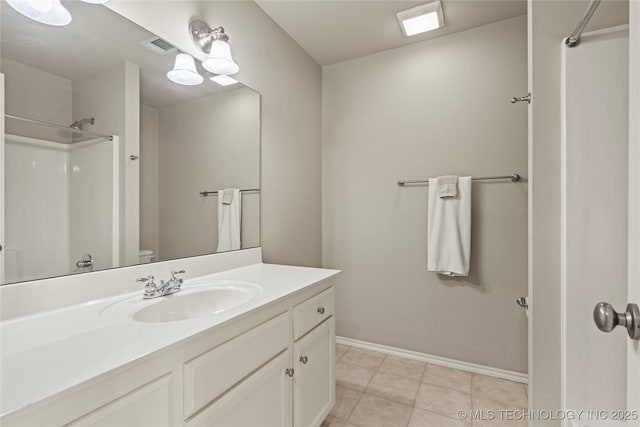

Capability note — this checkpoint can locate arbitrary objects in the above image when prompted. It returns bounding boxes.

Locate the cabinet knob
[285,368,294,377]
[300,355,308,364]
[317,307,325,315]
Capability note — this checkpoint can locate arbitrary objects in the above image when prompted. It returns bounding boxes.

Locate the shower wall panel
[4,136,70,283]
[69,138,118,272]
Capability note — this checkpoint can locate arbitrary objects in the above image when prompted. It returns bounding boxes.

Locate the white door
[0,73,5,284]
[561,2,639,424]
[626,0,640,415]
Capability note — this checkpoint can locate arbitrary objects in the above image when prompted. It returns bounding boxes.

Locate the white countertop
[0,263,339,418]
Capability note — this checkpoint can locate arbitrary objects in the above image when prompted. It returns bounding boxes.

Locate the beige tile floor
[322,344,528,427]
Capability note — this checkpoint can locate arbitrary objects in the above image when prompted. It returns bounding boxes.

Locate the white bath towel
[217,189,241,252]
[427,176,472,276]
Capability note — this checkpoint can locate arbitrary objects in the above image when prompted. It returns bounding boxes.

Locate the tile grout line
[349,351,419,427]
[344,390,364,426]
[337,346,527,426]
[344,349,384,426]
[470,373,475,426]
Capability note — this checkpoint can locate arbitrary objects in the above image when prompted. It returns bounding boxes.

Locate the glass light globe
[27,0,51,12]
[202,40,239,76]
[167,53,204,86]
[6,0,72,26]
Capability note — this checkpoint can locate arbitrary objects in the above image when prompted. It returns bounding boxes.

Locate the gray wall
[72,62,140,266]
[322,16,528,373]
[0,58,72,142]
[107,1,323,267]
[139,103,159,258]
[529,0,629,417]
[157,87,260,260]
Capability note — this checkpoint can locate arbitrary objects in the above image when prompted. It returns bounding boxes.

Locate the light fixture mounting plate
[190,20,229,54]
[190,19,213,54]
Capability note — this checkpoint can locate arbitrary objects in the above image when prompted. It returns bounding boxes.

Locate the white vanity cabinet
[291,287,336,426]
[1,282,336,427]
[186,351,292,427]
[189,286,336,427]
[67,375,173,427]
[183,312,291,418]
[293,317,335,427]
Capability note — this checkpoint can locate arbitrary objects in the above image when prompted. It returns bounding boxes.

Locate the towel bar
[397,174,521,186]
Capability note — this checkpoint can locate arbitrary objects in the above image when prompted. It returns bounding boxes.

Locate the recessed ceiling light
[210,75,238,86]
[397,1,444,37]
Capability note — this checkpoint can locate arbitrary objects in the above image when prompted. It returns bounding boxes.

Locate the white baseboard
[336,336,528,384]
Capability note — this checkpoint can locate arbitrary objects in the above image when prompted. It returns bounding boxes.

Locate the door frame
[526,0,534,410]
[0,73,5,284]
[628,0,640,412]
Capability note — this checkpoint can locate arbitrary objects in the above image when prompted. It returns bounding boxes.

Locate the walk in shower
[3,114,119,284]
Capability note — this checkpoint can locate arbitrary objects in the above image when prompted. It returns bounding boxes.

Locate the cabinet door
[293,317,335,427]
[185,351,292,427]
[67,375,172,427]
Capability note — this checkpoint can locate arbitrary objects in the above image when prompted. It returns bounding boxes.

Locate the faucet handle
[136,275,155,285]
[137,275,157,298]
[170,270,186,279]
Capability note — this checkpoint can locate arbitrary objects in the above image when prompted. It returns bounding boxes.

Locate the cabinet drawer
[293,287,334,340]
[184,312,289,418]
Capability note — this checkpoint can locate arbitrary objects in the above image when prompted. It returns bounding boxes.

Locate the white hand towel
[427,176,472,276]
[437,175,458,198]
[221,189,234,205]
[217,189,241,252]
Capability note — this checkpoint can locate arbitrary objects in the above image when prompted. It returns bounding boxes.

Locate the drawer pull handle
[317,307,325,315]
[286,368,294,377]
[300,356,308,364]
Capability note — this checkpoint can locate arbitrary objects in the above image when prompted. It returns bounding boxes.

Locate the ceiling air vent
[140,37,176,55]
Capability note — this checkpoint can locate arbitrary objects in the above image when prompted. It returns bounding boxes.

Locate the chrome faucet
[136,270,186,299]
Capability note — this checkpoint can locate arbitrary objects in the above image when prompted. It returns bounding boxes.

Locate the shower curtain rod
[565,0,602,47]
[397,173,521,186]
[200,188,261,197]
[4,114,113,141]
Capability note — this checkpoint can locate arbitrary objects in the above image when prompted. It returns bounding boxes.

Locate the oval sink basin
[101,281,262,323]
[134,287,254,323]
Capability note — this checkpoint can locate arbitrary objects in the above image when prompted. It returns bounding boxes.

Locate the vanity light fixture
[6,0,72,26]
[167,53,204,86]
[210,75,238,87]
[189,20,240,76]
[397,1,444,37]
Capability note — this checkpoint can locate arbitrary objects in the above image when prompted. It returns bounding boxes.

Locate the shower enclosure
[1,113,119,284]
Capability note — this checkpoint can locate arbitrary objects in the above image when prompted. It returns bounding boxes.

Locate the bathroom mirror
[0,2,261,285]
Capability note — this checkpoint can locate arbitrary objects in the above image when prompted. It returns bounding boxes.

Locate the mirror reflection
[0,2,261,285]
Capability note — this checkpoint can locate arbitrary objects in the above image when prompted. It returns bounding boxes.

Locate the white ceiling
[255,0,527,66]
[0,2,244,109]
